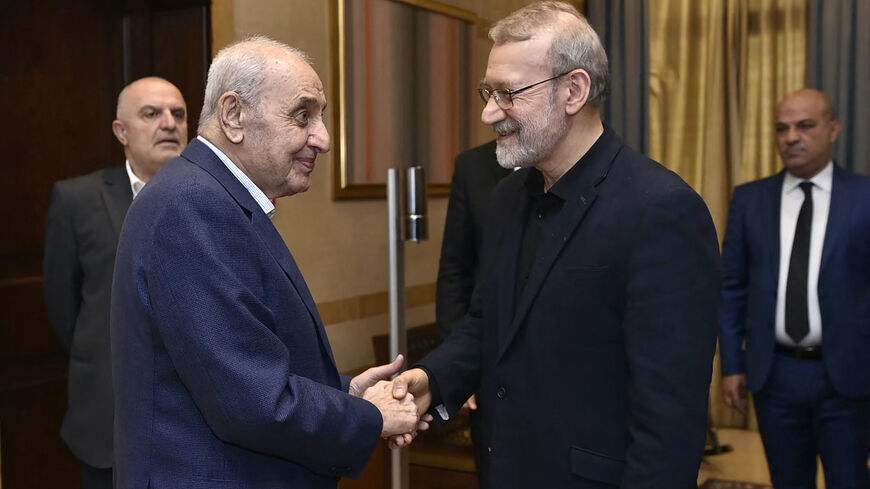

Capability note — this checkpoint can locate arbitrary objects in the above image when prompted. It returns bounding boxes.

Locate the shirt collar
[523,126,610,201]
[784,161,833,194]
[196,135,276,217]
[125,160,146,199]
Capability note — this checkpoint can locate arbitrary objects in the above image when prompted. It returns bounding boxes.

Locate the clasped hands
[349,355,434,449]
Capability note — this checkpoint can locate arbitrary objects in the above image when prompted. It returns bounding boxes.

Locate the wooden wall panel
[0,1,210,486]
[0,1,124,281]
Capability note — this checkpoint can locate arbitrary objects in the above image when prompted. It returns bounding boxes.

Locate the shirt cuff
[414,365,450,421]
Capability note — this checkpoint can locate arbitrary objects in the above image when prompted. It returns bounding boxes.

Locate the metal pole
[386,168,409,489]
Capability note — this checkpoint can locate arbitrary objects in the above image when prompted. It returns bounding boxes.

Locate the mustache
[494,119,521,136]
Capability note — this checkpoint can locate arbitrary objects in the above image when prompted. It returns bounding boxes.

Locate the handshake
[349,355,435,449]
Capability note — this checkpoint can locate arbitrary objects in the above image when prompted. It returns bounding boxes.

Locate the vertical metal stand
[386,168,409,489]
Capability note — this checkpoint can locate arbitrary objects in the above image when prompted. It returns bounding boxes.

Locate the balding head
[775,89,840,179]
[777,89,836,121]
[112,77,188,182]
[197,36,311,134]
[197,37,330,199]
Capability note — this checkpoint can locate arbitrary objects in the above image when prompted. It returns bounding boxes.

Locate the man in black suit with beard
[43,77,188,489]
[391,2,720,487]
[437,140,511,341]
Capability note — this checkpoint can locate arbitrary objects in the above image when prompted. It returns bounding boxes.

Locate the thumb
[372,354,404,380]
[387,354,404,375]
[392,374,408,399]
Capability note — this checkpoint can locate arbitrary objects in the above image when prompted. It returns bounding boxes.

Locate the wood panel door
[0,1,210,486]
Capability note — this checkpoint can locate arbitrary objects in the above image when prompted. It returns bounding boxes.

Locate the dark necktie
[785,181,813,343]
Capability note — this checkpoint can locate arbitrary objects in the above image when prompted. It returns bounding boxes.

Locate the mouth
[493,120,520,140]
[156,138,180,147]
[295,156,316,171]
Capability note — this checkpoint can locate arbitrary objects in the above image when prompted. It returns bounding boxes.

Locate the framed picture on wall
[331,0,477,199]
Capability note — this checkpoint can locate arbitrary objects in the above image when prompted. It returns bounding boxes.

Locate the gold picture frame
[331,0,477,199]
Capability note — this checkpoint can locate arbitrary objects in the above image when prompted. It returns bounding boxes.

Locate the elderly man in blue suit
[110,37,423,489]
[720,89,870,488]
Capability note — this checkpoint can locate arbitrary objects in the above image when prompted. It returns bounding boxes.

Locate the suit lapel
[762,173,784,293]
[496,189,528,355]
[497,130,621,360]
[821,165,846,271]
[181,139,338,366]
[100,165,133,239]
[251,212,338,366]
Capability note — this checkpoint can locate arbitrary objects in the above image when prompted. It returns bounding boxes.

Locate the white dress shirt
[775,162,833,347]
[196,136,275,217]
[125,160,146,199]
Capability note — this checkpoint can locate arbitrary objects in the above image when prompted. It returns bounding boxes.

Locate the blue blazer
[420,129,721,488]
[111,139,382,489]
[719,165,870,397]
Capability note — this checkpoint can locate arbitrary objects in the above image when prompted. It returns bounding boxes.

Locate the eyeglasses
[478,70,573,110]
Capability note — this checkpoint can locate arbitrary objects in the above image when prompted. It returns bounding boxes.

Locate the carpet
[699,479,772,489]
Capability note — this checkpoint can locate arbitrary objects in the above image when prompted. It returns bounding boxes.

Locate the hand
[461,394,477,412]
[388,368,434,448]
[362,380,419,438]
[391,368,433,416]
[350,354,405,397]
[721,373,748,415]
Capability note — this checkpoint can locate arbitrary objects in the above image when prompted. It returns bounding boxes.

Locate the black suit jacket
[43,165,132,468]
[436,141,510,340]
[420,128,721,488]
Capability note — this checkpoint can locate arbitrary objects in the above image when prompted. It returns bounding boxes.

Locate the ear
[217,92,246,144]
[111,120,127,145]
[829,119,842,143]
[564,69,591,116]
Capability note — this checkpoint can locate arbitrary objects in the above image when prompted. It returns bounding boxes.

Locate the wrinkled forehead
[484,35,553,86]
[776,94,828,123]
[125,81,186,112]
[267,57,327,107]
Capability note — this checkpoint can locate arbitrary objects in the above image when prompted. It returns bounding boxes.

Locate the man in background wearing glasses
[391,2,721,487]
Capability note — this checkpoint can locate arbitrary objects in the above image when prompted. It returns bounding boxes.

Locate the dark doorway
[0,1,211,486]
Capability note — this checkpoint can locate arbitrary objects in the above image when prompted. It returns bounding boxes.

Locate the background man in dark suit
[436,140,509,481]
[42,76,188,489]
[110,37,423,489]
[719,89,870,488]
[437,141,510,342]
[391,2,720,487]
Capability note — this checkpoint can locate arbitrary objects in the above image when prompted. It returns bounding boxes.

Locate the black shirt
[514,131,607,303]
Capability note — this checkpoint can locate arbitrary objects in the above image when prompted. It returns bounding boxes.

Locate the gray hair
[198,36,311,133]
[489,1,609,106]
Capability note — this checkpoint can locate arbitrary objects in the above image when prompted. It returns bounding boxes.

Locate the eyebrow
[287,96,327,116]
[138,105,185,113]
[296,96,322,108]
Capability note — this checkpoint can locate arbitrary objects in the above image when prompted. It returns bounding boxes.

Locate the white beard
[494,96,568,169]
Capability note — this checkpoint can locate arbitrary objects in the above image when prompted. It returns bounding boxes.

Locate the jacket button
[496,386,506,399]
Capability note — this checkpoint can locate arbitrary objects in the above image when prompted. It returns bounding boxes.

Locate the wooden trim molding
[317,282,436,325]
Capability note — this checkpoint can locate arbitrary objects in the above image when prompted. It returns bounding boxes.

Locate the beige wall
[211,0,579,372]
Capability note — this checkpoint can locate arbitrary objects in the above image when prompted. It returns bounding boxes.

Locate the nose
[309,119,330,153]
[159,109,177,131]
[481,96,506,126]
[784,126,801,145]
